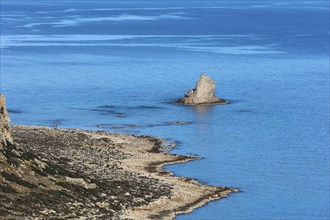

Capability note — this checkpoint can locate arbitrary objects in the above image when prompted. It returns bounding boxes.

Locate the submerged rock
[174,74,229,105]
[0,94,13,149]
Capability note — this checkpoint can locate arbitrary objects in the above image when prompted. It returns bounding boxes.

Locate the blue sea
[1,0,329,219]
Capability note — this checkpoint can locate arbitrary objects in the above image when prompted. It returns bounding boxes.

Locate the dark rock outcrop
[174,74,229,105]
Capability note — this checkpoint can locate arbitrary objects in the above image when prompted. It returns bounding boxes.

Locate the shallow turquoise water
[1,1,329,219]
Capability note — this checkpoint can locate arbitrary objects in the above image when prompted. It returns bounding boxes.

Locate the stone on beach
[174,74,229,105]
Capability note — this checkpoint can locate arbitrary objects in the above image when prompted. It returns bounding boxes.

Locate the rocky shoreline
[1,125,237,219]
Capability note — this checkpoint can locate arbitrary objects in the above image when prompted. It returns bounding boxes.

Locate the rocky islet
[174,74,229,105]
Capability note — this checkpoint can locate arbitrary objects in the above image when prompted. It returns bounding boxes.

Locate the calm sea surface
[1,0,329,219]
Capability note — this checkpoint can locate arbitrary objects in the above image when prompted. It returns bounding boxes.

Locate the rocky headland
[174,74,229,105]
[0,94,237,219]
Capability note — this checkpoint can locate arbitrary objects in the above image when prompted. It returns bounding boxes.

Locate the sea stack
[0,94,13,149]
[174,74,229,105]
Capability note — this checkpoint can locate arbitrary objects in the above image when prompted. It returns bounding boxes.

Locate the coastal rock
[0,94,13,149]
[174,74,229,105]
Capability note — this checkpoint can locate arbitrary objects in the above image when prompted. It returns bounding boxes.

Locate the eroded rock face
[0,94,13,149]
[174,74,229,105]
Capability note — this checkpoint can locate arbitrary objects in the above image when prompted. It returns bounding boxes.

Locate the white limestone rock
[174,74,229,105]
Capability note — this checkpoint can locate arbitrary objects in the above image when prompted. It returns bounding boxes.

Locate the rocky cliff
[0,95,13,149]
[174,74,229,105]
